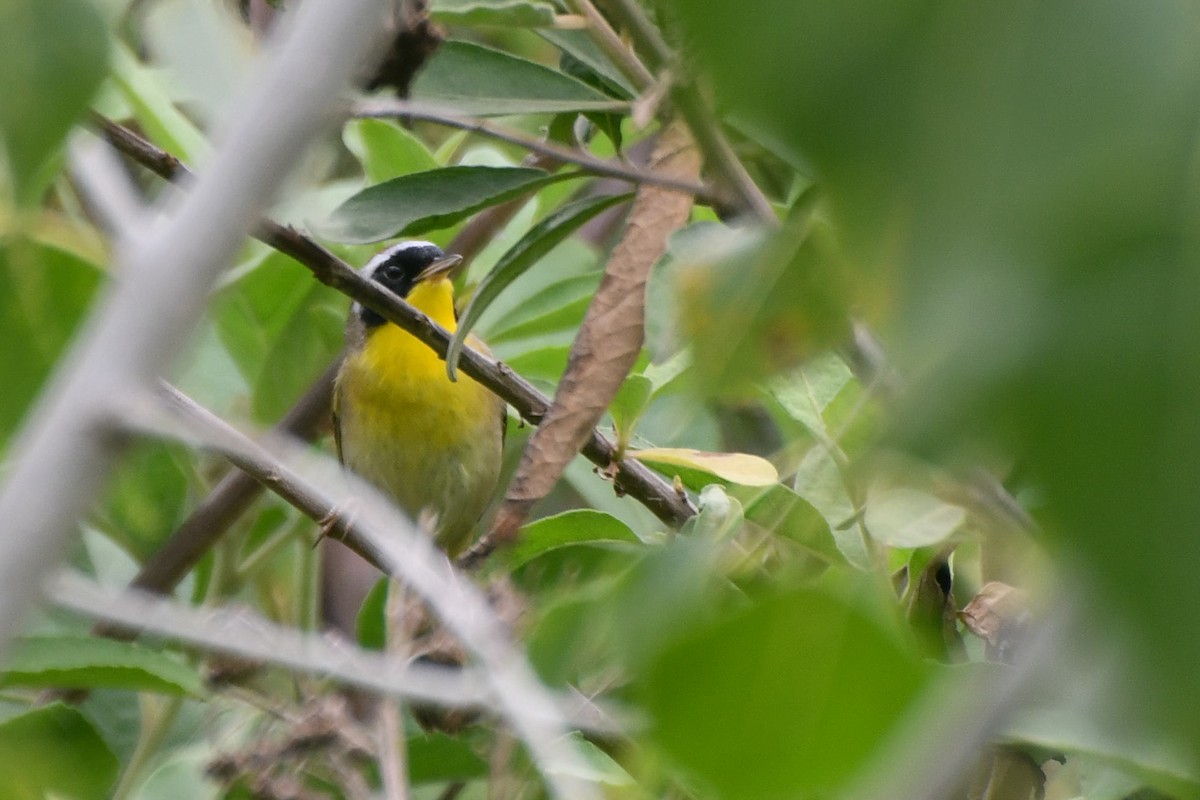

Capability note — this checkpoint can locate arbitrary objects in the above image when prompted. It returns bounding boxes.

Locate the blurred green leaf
[212,251,343,422]
[1005,697,1199,798]
[355,578,389,652]
[609,374,652,449]
[643,586,928,799]
[1,636,203,695]
[111,42,209,164]
[500,345,570,385]
[411,40,626,115]
[447,191,632,377]
[678,0,1200,735]
[474,238,600,335]
[769,352,853,438]
[409,732,488,784]
[865,486,965,548]
[486,270,601,342]
[539,28,638,99]
[678,215,852,398]
[97,442,190,561]
[0,703,119,800]
[430,0,556,28]
[129,745,220,800]
[342,118,438,185]
[319,166,576,244]
[793,445,871,568]
[733,484,842,565]
[0,241,102,453]
[504,509,638,571]
[0,0,109,204]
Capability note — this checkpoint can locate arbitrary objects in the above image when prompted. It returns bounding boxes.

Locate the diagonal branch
[117,382,614,799]
[96,116,697,531]
[0,0,392,659]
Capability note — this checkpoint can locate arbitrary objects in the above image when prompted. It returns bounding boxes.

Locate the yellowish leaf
[629,448,778,487]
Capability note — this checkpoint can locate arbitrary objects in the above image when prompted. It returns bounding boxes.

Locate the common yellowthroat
[333,241,506,555]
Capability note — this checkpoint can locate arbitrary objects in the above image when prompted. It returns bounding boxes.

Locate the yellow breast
[334,278,504,552]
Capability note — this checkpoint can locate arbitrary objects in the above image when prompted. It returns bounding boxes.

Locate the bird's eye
[382,264,403,281]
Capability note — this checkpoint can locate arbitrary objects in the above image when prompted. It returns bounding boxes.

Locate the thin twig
[353,99,718,203]
[96,116,697,532]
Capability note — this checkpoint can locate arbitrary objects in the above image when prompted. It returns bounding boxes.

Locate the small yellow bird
[333,241,506,556]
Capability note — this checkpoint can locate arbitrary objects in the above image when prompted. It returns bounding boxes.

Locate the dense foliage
[2,0,1199,798]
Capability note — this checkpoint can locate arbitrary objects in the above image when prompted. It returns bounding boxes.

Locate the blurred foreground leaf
[0,704,118,800]
[0,0,109,204]
[0,241,102,453]
[676,0,1200,737]
[643,586,928,799]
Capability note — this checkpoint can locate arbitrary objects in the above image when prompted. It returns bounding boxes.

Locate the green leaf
[97,442,190,560]
[0,703,119,800]
[1004,689,1200,799]
[1,636,203,695]
[355,578,389,652]
[343,118,438,184]
[769,351,854,437]
[408,732,488,784]
[129,745,220,800]
[539,28,639,99]
[732,483,842,565]
[792,445,871,568]
[430,0,557,28]
[678,215,852,398]
[504,509,638,571]
[0,0,109,204]
[411,40,625,116]
[865,486,966,548]
[319,166,576,244]
[0,240,102,455]
[677,0,1200,740]
[111,41,209,165]
[447,192,632,377]
[500,345,570,384]
[643,587,928,799]
[609,374,653,449]
[212,251,344,422]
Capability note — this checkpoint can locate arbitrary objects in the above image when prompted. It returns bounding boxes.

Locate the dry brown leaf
[959,580,1031,663]
[490,121,700,546]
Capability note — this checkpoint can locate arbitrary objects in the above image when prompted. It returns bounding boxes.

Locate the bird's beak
[416,253,464,283]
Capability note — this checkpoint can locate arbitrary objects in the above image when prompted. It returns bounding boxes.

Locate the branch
[117,383,616,799]
[352,99,720,203]
[49,572,495,711]
[128,361,339,596]
[97,116,697,532]
[0,0,392,659]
